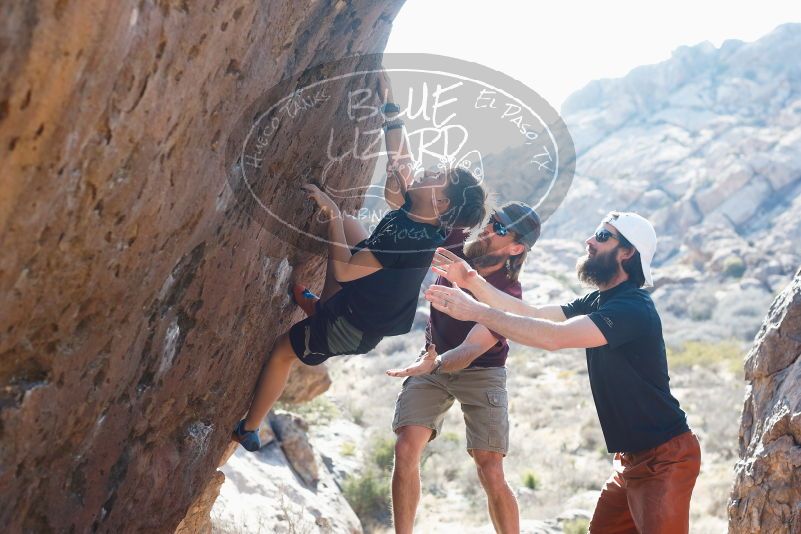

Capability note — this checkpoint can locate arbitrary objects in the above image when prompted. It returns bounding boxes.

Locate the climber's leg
[236,280,383,451]
[242,332,298,431]
[319,214,370,302]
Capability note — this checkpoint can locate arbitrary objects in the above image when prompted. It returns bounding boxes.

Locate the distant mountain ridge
[536,23,801,294]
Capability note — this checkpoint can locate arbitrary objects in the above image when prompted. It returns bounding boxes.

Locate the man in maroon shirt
[385,202,541,534]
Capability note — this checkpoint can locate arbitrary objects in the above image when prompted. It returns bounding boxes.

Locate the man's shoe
[232,419,261,452]
[290,283,319,317]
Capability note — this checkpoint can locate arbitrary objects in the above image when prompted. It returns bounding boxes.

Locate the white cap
[604,212,657,287]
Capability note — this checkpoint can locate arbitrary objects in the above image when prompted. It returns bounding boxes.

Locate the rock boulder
[729,268,801,533]
[0,1,403,531]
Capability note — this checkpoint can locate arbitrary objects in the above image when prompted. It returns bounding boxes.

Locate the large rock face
[729,268,801,533]
[0,1,403,531]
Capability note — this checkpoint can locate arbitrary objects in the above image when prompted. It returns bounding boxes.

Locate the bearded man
[426,211,700,534]
[386,202,541,534]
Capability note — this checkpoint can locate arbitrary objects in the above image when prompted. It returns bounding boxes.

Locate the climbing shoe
[290,283,319,317]
[232,419,260,452]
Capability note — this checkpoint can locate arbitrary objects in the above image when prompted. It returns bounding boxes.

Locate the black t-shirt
[339,196,445,336]
[427,229,522,368]
[561,280,689,453]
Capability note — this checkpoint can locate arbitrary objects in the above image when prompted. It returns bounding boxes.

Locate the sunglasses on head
[489,215,509,237]
[594,227,621,243]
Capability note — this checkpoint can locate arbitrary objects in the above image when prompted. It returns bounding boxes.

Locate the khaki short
[392,366,509,455]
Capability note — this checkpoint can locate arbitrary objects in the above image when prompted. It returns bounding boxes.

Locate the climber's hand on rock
[386,344,438,377]
[302,184,341,221]
[386,160,409,196]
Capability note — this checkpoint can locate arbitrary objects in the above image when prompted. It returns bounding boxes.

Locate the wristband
[382,119,405,132]
[380,102,400,114]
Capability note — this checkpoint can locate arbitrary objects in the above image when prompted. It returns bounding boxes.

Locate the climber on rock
[232,70,488,452]
[385,201,541,534]
[426,211,701,534]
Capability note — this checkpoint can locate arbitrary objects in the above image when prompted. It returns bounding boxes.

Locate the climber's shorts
[288,296,384,366]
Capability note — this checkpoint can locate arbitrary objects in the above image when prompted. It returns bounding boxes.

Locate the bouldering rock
[281,362,332,404]
[729,268,801,533]
[174,471,225,534]
[0,0,404,531]
[270,411,319,487]
[258,418,276,448]
[213,442,362,534]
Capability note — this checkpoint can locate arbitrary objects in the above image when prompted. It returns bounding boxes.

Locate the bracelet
[430,357,443,375]
[380,102,400,114]
[383,118,405,132]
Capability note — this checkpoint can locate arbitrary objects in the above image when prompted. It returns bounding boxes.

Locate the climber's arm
[383,146,415,210]
[326,217,383,282]
[378,70,416,210]
[303,183,384,282]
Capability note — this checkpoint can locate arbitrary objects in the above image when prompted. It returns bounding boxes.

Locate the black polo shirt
[561,280,689,453]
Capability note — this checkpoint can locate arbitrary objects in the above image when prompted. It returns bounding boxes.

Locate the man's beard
[464,236,507,270]
[576,248,619,287]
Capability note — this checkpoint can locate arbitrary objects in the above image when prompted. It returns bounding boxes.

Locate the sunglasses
[489,215,509,237]
[594,227,621,243]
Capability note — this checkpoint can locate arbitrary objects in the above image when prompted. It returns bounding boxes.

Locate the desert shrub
[667,340,743,374]
[342,435,398,527]
[342,468,391,526]
[340,441,356,457]
[351,406,365,426]
[522,469,540,490]
[371,435,396,472]
[722,256,746,278]
[441,431,460,444]
[688,291,717,321]
[563,517,590,534]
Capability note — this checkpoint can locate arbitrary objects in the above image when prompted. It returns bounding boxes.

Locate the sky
[386,0,801,110]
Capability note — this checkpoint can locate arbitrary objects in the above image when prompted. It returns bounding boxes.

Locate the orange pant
[589,431,701,534]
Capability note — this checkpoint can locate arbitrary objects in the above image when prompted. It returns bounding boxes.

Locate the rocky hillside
[483,24,800,348]
[550,23,801,292]
[458,26,801,353]
[729,268,801,533]
[0,1,403,531]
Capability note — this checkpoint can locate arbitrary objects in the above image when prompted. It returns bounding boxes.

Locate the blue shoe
[290,283,319,316]
[233,419,261,452]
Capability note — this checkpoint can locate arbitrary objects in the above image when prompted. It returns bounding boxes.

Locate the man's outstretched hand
[386,344,438,377]
[425,283,487,322]
[431,248,480,288]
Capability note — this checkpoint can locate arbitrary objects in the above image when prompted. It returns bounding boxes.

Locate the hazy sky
[386,0,801,110]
